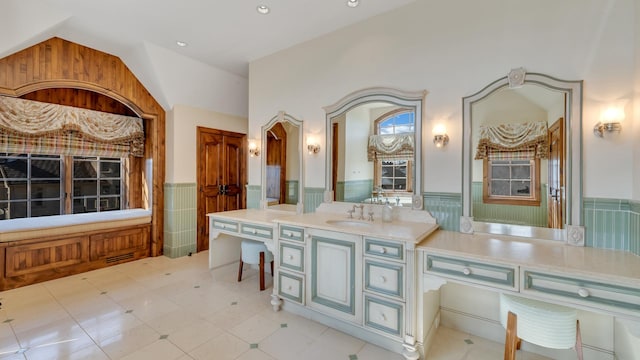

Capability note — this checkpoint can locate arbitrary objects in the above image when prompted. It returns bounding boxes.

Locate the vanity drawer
[425,254,518,290]
[241,223,273,240]
[521,269,640,315]
[212,219,239,232]
[364,260,404,299]
[279,241,304,273]
[280,225,304,242]
[364,238,404,262]
[364,295,404,338]
[278,271,304,304]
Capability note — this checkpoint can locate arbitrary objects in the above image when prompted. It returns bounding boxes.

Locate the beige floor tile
[356,343,405,360]
[80,311,144,343]
[235,349,276,360]
[229,314,281,344]
[120,339,186,360]
[188,332,249,360]
[164,318,223,353]
[258,326,315,360]
[98,324,160,360]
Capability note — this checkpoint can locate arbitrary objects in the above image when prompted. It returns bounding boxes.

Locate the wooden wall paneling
[0,37,165,257]
[89,225,149,261]
[5,236,88,277]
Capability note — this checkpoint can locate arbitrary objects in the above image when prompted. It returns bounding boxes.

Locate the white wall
[166,104,247,183]
[344,106,373,182]
[248,0,637,199]
[633,1,640,201]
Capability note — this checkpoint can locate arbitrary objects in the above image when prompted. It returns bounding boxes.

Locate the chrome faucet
[356,204,365,220]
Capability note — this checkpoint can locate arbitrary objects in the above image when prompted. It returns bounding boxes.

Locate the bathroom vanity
[208,202,438,359]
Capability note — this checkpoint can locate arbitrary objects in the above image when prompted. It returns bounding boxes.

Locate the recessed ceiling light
[347,0,359,8]
[257,5,270,14]
[176,41,188,47]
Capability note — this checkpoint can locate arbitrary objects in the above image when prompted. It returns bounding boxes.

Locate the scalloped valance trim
[0,96,144,157]
[475,121,548,160]
[367,134,414,161]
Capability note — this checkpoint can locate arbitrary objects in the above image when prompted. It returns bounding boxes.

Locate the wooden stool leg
[504,311,518,360]
[575,320,584,360]
[259,252,265,291]
[237,259,244,282]
[270,260,274,276]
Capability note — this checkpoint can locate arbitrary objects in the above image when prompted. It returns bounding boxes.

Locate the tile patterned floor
[0,252,540,359]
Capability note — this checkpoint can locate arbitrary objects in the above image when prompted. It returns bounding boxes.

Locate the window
[483,158,540,206]
[73,157,123,214]
[372,110,414,194]
[0,154,63,219]
[0,153,124,220]
[380,160,409,191]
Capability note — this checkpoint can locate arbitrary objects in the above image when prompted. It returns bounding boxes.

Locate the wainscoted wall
[304,187,325,213]
[246,185,261,209]
[248,186,639,255]
[584,198,640,255]
[164,183,197,258]
[335,180,373,203]
[472,182,548,227]
[286,180,299,204]
[424,192,462,232]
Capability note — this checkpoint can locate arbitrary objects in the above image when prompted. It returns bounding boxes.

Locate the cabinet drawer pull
[379,247,387,254]
[287,232,293,237]
[577,288,590,298]
[287,285,292,291]
[379,276,386,283]
[379,313,387,321]
[462,267,472,276]
[288,255,294,260]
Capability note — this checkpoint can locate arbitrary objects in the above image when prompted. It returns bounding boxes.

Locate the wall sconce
[248,139,260,157]
[594,107,624,137]
[432,124,449,148]
[307,136,320,154]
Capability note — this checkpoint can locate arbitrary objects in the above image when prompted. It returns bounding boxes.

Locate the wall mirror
[261,111,304,213]
[462,72,583,240]
[324,87,427,208]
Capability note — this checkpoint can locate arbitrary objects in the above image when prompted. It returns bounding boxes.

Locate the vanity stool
[238,239,274,291]
[500,293,583,360]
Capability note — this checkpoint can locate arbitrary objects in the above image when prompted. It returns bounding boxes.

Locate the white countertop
[418,230,640,286]
[207,208,298,227]
[274,212,439,244]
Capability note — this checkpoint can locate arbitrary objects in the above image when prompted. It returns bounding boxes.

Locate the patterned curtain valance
[0,96,144,157]
[367,134,414,161]
[475,121,548,160]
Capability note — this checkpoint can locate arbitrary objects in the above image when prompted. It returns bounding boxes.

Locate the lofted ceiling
[2,0,417,78]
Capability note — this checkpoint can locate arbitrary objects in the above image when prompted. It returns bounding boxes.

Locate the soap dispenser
[382,198,393,222]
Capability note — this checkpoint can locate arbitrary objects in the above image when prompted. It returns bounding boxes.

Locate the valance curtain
[367,134,414,161]
[475,121,548,160]
[0,96,144,157]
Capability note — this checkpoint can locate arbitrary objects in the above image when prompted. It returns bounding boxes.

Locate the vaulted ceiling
[1,0,416,78]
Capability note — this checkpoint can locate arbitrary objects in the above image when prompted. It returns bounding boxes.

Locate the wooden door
[197,127,246,251]
[547,118,564,229]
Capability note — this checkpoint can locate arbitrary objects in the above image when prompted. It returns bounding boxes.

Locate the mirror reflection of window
[373,110,414,197]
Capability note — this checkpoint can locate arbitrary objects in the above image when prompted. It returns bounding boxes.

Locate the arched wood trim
[0,37,165,257]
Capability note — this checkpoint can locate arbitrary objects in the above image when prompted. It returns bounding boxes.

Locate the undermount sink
[325,219,372,228]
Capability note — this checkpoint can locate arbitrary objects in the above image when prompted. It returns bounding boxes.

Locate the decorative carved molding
[566,225,585,246]
[508,67,526,88]
[460,216,474,234]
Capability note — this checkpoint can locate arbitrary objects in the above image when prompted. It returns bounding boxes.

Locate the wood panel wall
[0,37,165,256]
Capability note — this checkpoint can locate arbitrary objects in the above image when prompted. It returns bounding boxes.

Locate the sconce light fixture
[248,139,260,157]
[307,137,320,154]
[594,107,624,137]
[432,124,449,148]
